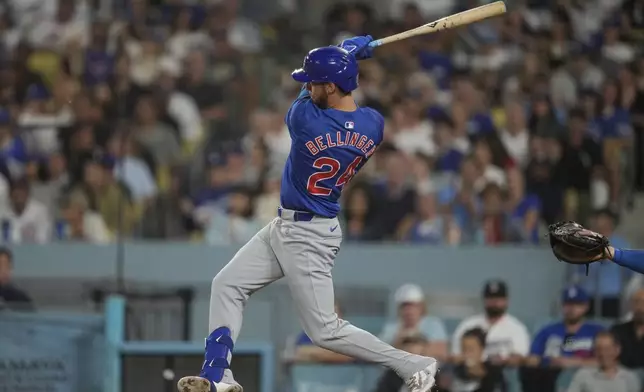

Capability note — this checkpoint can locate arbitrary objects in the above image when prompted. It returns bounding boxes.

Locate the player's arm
[607,247,644,274]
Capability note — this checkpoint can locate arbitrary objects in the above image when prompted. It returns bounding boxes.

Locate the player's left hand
[339,35,374,60]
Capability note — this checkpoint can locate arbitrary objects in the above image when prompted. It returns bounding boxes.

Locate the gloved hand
[339,35,374,61]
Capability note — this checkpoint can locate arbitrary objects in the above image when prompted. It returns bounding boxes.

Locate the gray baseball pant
[208,209,433,379]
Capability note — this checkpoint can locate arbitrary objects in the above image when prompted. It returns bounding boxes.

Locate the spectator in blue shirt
[380,283,448,361]
[505,167,541,244]
[526,286,603,368]
[0,109,28,178]
[595,80,633,140]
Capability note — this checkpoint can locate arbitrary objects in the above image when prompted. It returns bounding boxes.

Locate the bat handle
[368,40,382,48]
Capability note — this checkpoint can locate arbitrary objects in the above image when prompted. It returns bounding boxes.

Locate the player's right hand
[339,35,374,60]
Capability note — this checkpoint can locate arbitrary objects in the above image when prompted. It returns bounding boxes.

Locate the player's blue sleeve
[529,327,548,356]
[613,248,644,274]
[284,85,310,129]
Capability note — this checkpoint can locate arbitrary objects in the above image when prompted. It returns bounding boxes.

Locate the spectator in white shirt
[0,178,52,243]
[602,23,635,65]
[391,97,436,157]
[500,102,530,168]
[26,0,88,52]
[380,283,449,361]
[108,132,157,203]
[57,190,110,244]
[451,280,530,366]
[473,139,506,192]
[156,56,204,147]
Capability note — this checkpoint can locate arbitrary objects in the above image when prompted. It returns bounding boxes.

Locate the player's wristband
[613,248,623,263]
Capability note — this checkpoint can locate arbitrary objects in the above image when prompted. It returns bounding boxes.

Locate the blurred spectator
[445,157,481,243]
[204,187,261,245]
[476,183,507,245]
[26,0,87,52]
[390,96,436,157]
[0,246,32,310]
[0,177,51,243]
[373,334,432,392]
[341,184,377,241]
[368,150,415,240]
[566,331,641,392]
[155,56,203,148]
[499,102,529,168]
[108,131,157,203]
[380,284,448,361]
[292,301,352,363]
[29,152,69,217]
[505,167,541,244]
[601,23,635,65]
[525,135,565,225]
[140,166,192,240]
[0,108,27,180]
[451,280,530,366]
[526,286,602,369]
[560,108,603,225]
[72,158,139,235]
[56,190,110,243]
[131,95,180,168]
[610,289,644,369]
[529,94,566,139]
[434,115,465,174]
[574,209,630,318]
[473,139,506,192]
[254,177,281,226]
[180,50,227,131]
[446,328,507,392]
[400,190,460,245]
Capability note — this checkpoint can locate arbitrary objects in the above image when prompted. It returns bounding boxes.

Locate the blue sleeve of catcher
[613,248,644,274]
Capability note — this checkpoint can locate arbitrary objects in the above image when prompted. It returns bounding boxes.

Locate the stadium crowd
[289,282,644,392]
[0,0,641,246]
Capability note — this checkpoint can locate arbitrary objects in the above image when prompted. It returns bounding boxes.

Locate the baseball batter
[178,36,437,392]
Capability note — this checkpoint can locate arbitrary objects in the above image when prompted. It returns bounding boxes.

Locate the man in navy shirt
[527,286,604,367]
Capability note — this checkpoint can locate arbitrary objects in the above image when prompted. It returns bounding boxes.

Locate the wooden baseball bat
[368,1,507,48]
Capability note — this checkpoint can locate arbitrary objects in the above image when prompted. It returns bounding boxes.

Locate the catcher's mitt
[548,221,611,274]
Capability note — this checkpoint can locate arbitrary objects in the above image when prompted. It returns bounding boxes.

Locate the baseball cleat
[405,361,438,392]
[177,376,243,392]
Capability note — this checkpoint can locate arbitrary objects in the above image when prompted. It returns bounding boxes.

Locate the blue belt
[277,207,315,222]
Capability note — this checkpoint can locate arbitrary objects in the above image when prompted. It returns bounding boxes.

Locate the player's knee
[307,319,342,348]
[211,273,248,303]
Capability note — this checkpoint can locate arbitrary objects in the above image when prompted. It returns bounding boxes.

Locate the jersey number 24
[307,156,363,196]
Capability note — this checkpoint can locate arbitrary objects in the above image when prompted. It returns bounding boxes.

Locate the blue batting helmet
[291,46,358,93]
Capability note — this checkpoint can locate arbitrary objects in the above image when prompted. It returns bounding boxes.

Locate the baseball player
[178,36,438,392]
[548,221,644,275]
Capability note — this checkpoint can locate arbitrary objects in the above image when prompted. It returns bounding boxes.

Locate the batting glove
[339,35,374,60]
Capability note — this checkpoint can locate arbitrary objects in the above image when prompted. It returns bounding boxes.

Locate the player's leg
[270,217,437,391]
[179,222,284,392]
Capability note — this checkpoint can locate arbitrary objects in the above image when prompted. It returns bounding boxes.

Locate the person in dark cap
[527,286,603,367]
[451,280,530,367]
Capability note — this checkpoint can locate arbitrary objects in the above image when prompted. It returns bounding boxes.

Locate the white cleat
[177,376,243,392]
[405,361,438,392]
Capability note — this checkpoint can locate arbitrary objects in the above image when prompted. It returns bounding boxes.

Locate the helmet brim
[291,68,312,83]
